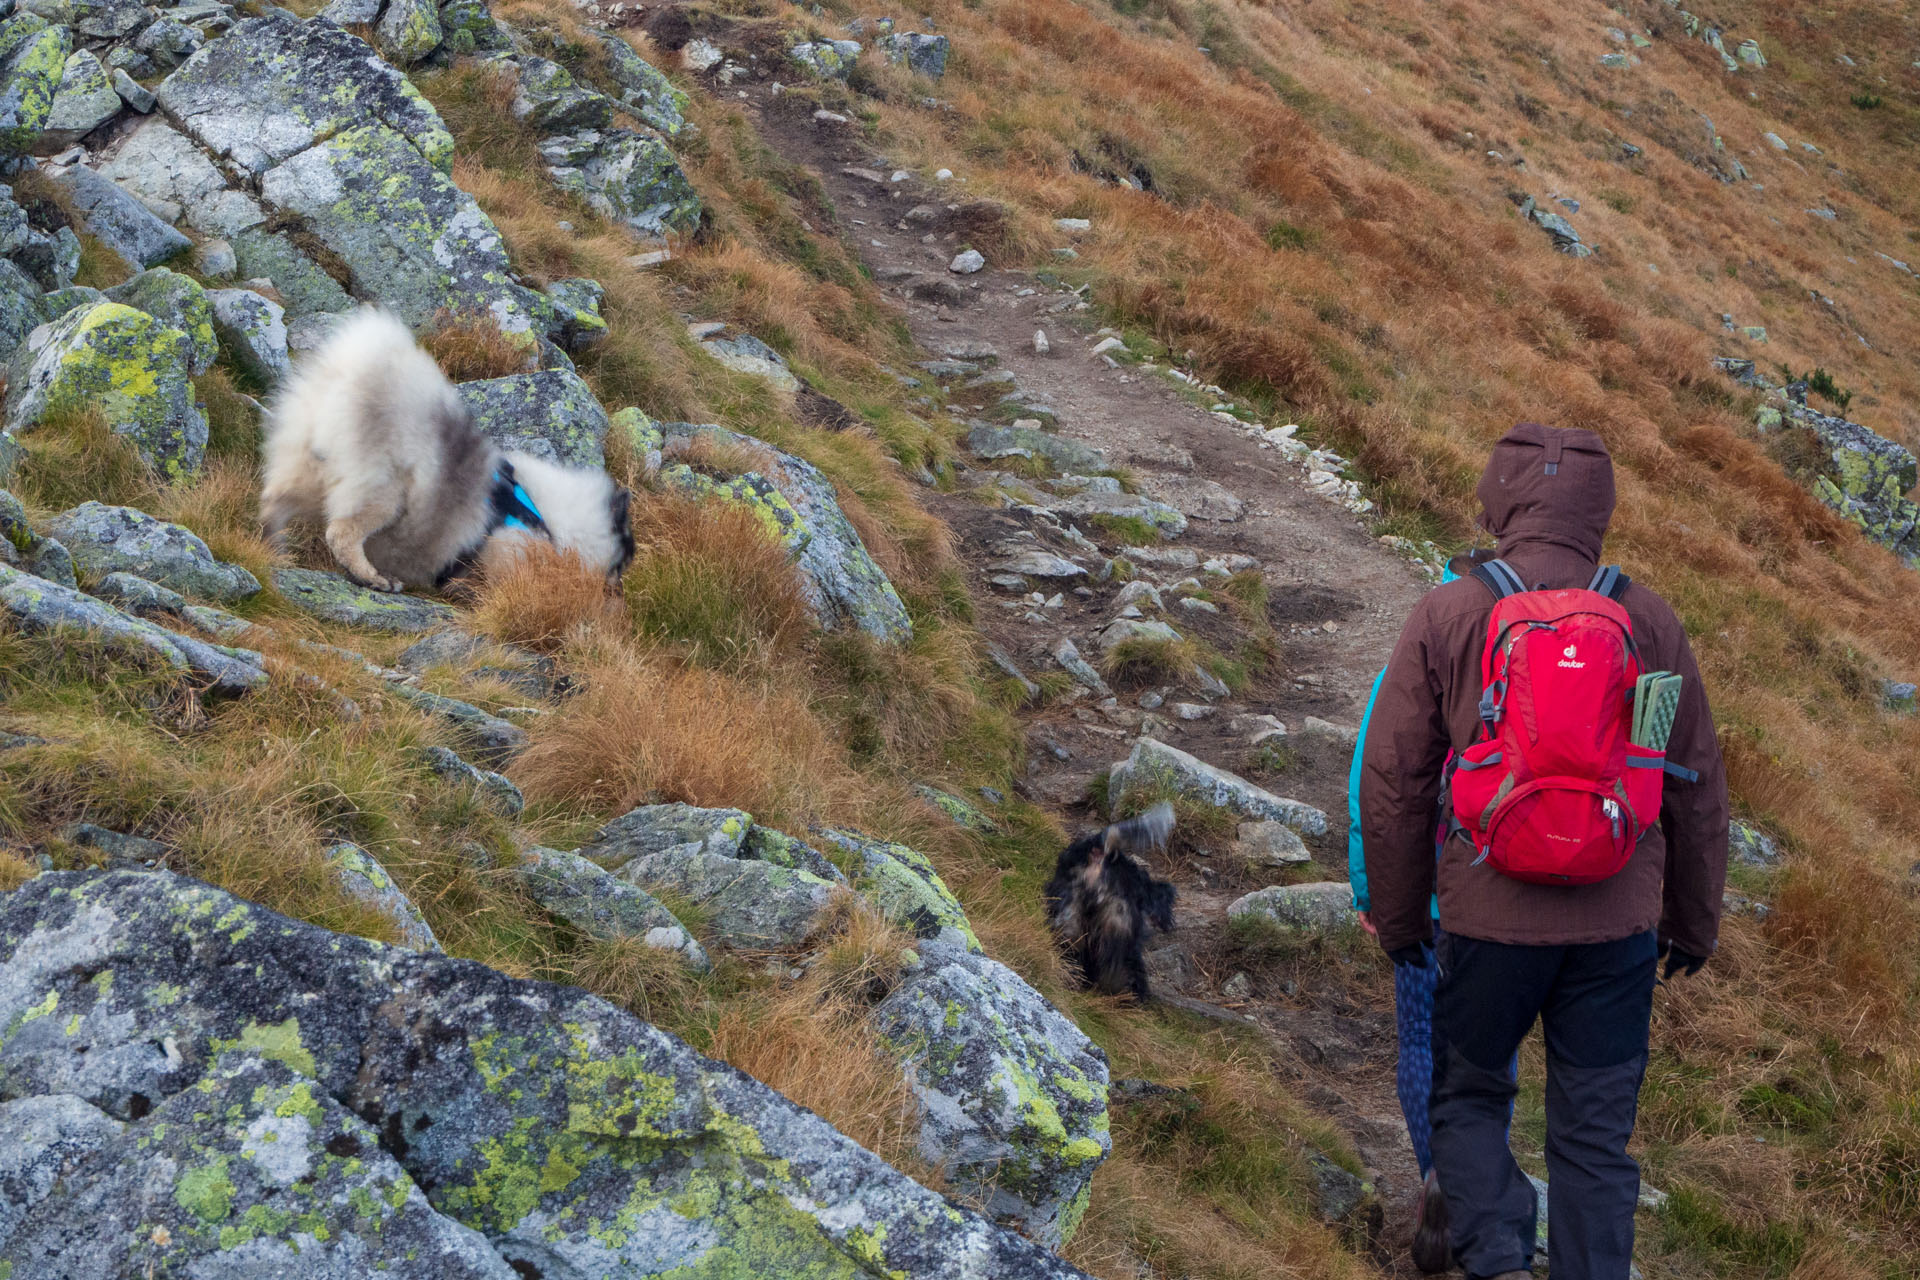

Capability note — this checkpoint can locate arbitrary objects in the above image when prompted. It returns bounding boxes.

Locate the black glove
[1657,939,1706,981]
[1386,944,1431,970]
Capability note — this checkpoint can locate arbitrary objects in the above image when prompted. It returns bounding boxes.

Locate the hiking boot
[1410,1169,1451,1273]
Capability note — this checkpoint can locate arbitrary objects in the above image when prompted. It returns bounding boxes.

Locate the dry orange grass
[422,311,537,381]
[470,539,624,651]
[703,899,932,1175]
[507,634,859,833]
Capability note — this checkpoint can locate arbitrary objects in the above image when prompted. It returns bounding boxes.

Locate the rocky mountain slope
[0,0,1915,1277]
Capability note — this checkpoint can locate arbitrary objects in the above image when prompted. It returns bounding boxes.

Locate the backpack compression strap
[1470,557,1632,602]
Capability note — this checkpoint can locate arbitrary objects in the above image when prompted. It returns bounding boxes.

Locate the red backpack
[1446,560,1668,885]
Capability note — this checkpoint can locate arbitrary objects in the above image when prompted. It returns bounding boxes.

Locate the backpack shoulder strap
[1470,557,1527,600]
[1587,564,1632,602]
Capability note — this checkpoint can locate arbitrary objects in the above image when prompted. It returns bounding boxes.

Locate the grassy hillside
[3,0,1916,1275]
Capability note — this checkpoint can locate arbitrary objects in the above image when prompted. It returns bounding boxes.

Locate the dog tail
[1103,801,1174,855]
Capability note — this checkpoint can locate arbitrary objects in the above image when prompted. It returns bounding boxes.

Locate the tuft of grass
[422,311,538,381]
[470,539,624,652]
[1087,512,1164,545]
[622,495,815,666]
[5,406,156,512]
[195,369,263,462]
[1101,634,1201,689]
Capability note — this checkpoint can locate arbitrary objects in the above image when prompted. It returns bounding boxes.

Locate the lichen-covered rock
[157,12,452,174]
[1227,881,1353,932]
[96,117,265,240]
[1109,736,1329,835]
[915,783,994,831]
[389,683,526,767]
[617,847,837,949]
[822,828,981,952]
[437,0,511,55]
[132,16,203,70]
[327,840,439,950]
[543,275,607,350]
[50,164,192,271]
[1,1054,518,1278]
[660,422,914,643]
[0,15,69,155]
[5,301,207,480]
[0,562,266,694]
[7,221,79,292]
[394,625,563,702]
[537,127,702,242]
[421,744,524,817]
[585,25,689,136]
[37,49,119,149]
[261,122,540,335]
[967,422,1109,473]
[508,53,614,132]
[0,259,40,366]
[230,226,357,318]
[702,330,799,392]
[742,825,846,883]
[1796,403,1920,566]
[517,845,710,971]
[0,1094,127,1248]
[272,565,456,633]
[108,65,152,113]
[874,935,1111,1247]
[74,0,150,39]
[791,38,860,79]
[456,366,610,467]
[0,486,72,585]
[579,802,753,870]
[43,501,260,601]
[101,267,215,372]
[0,871,1093,1279]
[611,404,663,474]
[87,568,188,617]
[34,284,99,321]
[1046,488,1188,538]
[880,32,949,77]
[374,0,442,66]
[1729,819,1781,867]
[207,285,289,382]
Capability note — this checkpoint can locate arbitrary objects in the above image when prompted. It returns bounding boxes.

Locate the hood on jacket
[1474,422,1615,561]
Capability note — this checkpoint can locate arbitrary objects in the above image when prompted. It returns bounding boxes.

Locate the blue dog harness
[435,460,550,586]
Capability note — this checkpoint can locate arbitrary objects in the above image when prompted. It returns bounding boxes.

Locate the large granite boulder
[96,117,266,240]
[0,563,266,695]
[37,49,120,149]
[0,487,73,584]
[822,828,981,953]
[0,15,69,155]
[1108,736,1329,836]
[1793,402,1920,566]
[0,871,1091,1278]
[659,422,914,644]
[0,259,42,365]
[156,13,452,174]
[457,366,610,468]
[43,501,260,601]
[585,26,689,136]
[49,165,192,272]
[4,300,208,480]
[507,54,614,133]
[516,845,710,971]
[880,31,950,77]
[579,802,753,870]
[259,122,539,336]
[101,267,216,372]
[537,127,702,242]
[873,935,1111,1247]
[615,850,838,950]
[206,286,289,383]
[272,566,457,633]
[438,0,511,55]
[1227,881,1354,932]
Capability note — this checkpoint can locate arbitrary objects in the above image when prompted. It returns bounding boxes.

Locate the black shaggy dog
[1044,803,1178,1001]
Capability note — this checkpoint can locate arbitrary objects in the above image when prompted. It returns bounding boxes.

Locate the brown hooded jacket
[1359,423,1730,955]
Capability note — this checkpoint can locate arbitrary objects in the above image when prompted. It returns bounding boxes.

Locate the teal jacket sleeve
[1349,561,1461,915]
[1347,667,1388,912]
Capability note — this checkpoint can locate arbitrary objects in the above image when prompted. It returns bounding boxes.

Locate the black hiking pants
[1428,930,1657,1280]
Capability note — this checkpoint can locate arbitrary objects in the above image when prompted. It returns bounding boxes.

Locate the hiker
[1348,549,1516,1274]
[1359,423,1729,1280]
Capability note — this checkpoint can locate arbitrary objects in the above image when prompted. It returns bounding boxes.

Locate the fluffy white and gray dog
[260,309,634,592]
